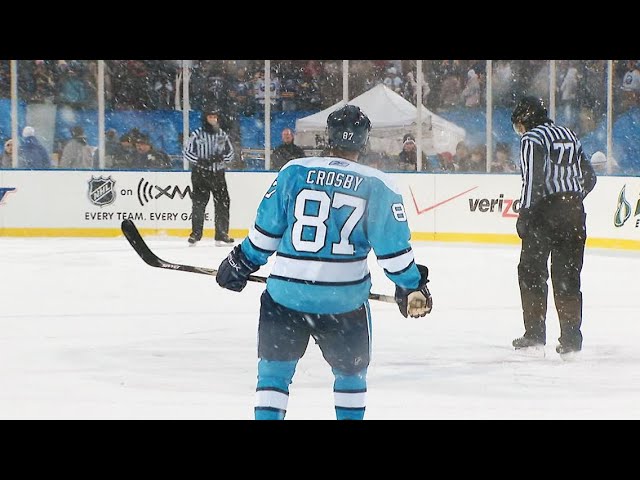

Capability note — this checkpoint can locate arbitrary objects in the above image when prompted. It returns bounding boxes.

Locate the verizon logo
[409,185,521,219]
[468,194,520,217]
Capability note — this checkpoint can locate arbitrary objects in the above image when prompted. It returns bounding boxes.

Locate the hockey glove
[212,153,224,163]
[216,244,259,292]
[516,209,530,239]
[196,157,212,170]
[395,264,433,318]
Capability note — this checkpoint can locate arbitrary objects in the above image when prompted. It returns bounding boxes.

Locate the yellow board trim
[411,232,640,250]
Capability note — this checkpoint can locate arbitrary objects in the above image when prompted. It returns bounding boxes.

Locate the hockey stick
[121,219,397,304]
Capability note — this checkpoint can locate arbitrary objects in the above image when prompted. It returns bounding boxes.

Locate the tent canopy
[294,84,466,156]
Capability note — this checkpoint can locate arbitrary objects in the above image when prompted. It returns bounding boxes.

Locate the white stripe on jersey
[334,391,366,409]
[248,225,281,252]
[255,389,289,411]
[270,256,369,283]
[281,156,403,195]
[376,249,415,274]
[522,140,534,209]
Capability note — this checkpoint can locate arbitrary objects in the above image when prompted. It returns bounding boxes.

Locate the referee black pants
[518,193,586,349]
[190,168,230,240]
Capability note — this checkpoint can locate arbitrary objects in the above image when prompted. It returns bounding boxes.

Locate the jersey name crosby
[241,155,421,314]
[305,169,364,192]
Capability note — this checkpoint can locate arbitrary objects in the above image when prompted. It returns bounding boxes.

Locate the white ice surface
[1,236,639,420]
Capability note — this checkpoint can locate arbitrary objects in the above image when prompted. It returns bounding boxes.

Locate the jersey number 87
[291,188,407,255]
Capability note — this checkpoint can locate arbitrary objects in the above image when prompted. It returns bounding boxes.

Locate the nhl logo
[88,176,116,206]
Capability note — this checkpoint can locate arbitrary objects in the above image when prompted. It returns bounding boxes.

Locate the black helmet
[327,104,371,152]
[202,107,222,131]
[511,96,548,132]
[203,107,221,118]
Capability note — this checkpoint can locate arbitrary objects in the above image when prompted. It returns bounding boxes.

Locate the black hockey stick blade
[120,219,395,303]
[121,218,252,278]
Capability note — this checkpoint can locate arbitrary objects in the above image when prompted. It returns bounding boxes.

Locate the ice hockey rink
[1,235,639,420]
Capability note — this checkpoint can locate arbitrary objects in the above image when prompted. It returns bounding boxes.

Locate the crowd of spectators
[348,136,517,174]
[90,127,173,170]
[0,124,173,170]
[0,59,638,173]
[0,60,179,111]
[1,60,632,118]
[4,119,515,173]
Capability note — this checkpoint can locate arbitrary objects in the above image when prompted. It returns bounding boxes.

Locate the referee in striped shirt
[510,96,597,357]
[184,108,235,247]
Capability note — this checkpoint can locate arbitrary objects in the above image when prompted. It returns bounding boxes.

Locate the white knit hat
[22,126,35,137]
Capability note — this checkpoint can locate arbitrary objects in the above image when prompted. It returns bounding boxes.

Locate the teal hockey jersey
[240,156,422,314]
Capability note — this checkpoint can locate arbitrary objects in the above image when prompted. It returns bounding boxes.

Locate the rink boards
[0,170,639,250]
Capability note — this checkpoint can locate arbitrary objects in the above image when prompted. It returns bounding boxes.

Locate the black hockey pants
[517,193,586,349]
[190,168,230,240]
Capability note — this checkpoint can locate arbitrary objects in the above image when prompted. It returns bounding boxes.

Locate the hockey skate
[188,233,200,246]
[555,342,581,361]
[215,234,234,247]
[512,335,546,357]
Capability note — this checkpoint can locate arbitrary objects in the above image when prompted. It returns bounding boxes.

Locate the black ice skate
[555,342,581,360]
[215,234,234,247]
[512,335,545,349]
[512,335,545,357]
[188,233,200,246]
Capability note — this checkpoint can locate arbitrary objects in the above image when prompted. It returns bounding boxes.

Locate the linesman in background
[510,96,597,358]
[183,108,235,246]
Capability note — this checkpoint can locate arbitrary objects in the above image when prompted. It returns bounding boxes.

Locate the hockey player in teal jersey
[216,104,433,420]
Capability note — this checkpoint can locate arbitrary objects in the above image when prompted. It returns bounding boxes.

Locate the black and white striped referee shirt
[518,120,597,210]
[183,127,234,172]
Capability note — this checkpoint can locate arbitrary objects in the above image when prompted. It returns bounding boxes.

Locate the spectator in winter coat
[109,133,137,169]
[397,134,428,171]
[19,126,51,169]
[132,134,173,170]
[491,142,517,173]
[437,151,458,172]
[1,139,13,168]
[461,69,481,108]
[271,128,305,170]
[59,125,94,169]
[452,140,471,171]
[403,71,430,106]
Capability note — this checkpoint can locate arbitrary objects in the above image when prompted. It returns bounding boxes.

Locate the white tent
[294,84,466,156]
